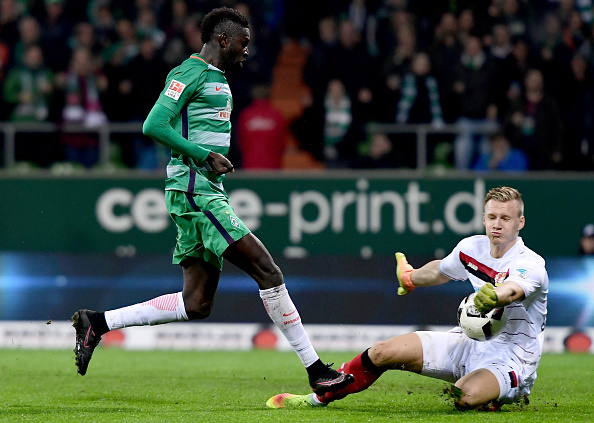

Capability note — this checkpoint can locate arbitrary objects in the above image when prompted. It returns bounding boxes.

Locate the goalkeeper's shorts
[416,329,534,404]
[166,190,251,270]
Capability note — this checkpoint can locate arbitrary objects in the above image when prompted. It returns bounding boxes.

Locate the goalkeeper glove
[474,283,498,313]
[395,252,416,295]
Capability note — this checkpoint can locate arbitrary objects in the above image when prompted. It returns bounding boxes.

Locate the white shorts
[416,329,532,404]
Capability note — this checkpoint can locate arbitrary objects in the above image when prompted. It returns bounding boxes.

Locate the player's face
[483,200,525,253]
[224,27,250,70]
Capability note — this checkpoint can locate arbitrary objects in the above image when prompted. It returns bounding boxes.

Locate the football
[457,293,507,341]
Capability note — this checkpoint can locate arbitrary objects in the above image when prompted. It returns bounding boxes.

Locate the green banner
[1,173,592,257]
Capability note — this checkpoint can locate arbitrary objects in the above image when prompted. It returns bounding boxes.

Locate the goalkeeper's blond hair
[484,186,524,217]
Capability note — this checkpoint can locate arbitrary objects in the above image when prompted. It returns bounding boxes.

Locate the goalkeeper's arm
[475,281,526,312]
[395,253,450,295]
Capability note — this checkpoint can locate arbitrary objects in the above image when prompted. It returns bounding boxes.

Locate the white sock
[104,292,189,330]
[259,284,319,367]
[311,393,325,404]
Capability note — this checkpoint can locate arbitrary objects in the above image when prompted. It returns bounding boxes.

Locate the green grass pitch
[0,348,592,422]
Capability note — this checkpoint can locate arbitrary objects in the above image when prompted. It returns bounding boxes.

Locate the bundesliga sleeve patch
[165,80,186,100]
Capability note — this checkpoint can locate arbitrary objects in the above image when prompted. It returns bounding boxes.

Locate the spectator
[13,15,42,68]
[557,53,594,170]
[3,44,54,123]
[237,84,288,170]
[537,13,573,96]
[304,15,339,97]
[88,0,117,49]
[376,23,417,122]
[430,11,463,123]
[2,44,58,166]
[451,35,499,170]
[489,24,519,118]
[331,20,374,110]
[322,78,354,167]
[375,5,412,60]
[345,0,378,55]
[562,8,588,52]
[58,46,108,168]
[0,0,24,59]
[472,131,528,171]
[69,21,101,56]
[394,51,444,168]
[161,0,190,39]
[503,36,541,107]
[395,52,444,127]
[40,0,73,72]
[457,9,476,44]
[122,37,174,169]
[102,18,139,67]
[504,68,563,170]
[100,18,140,123]
[497,0,530,39]
[135,7,166,50]
[579,223,594,255]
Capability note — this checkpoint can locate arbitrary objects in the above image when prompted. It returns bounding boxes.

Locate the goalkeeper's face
[483,199,525,249]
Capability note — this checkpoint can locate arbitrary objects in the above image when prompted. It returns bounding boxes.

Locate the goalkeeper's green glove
[474,283,498,313]
[395,252,416,295]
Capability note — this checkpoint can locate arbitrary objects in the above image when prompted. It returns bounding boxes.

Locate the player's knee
[185,301,214,320]
[257,261,284,289]
[369,340,401,368]
[453,386,495,410]
[369,336,422,372]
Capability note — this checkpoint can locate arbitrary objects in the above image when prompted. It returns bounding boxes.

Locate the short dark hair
[201,7,249,44]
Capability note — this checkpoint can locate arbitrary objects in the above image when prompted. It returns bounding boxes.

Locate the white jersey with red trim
[439,235,548,383]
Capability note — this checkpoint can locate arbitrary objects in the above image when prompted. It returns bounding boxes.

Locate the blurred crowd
[1,0,594,171]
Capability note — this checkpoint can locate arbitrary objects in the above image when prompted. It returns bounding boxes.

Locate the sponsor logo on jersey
[219,97,232,120]
[459,252,509,284]
[215,85,223,91]
[165,79,186,100]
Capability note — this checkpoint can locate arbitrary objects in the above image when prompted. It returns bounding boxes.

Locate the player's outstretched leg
[308,362,355,395]
[266,393,324,409]
[266,349,384,408]
[72,309,108,375]
[317,349,384,403]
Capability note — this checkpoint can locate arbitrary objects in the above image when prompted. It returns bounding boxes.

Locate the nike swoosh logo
[83,327,94,348]
[215,85,223,91]
[282,309,297,317]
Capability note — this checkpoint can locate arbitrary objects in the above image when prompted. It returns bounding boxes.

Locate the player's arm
[143,104,234,175]
[143,103,210,161]
[396,253,450,295]
[474,281,525,313]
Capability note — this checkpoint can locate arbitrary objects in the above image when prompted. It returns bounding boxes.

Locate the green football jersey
[156,54,233,197]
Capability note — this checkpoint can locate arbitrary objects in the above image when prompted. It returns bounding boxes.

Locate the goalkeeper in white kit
[267,186,549,411]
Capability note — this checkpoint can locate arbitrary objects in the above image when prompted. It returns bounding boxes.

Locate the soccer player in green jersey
[72,7,353,396]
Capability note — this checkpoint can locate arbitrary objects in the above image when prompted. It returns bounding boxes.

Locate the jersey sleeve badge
[165,79,186,100]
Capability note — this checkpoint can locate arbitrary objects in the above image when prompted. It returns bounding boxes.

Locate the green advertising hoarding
[1,172,592,257]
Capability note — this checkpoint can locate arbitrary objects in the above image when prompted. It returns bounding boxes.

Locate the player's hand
[474,283,498,313]
[395,252,416,295]
[206,151,235,175]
